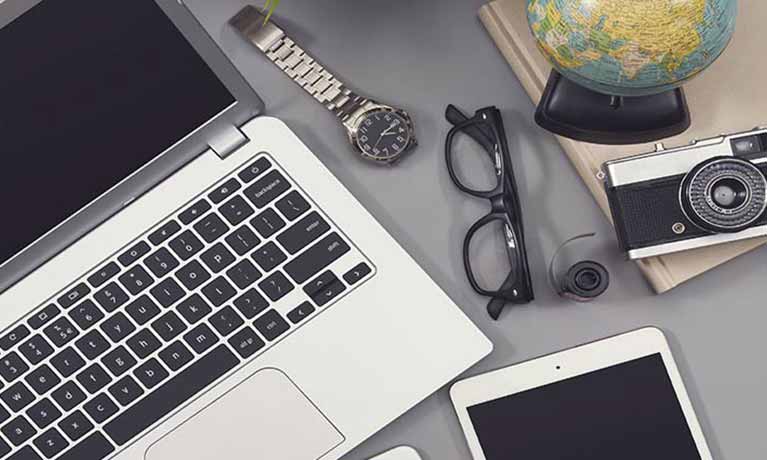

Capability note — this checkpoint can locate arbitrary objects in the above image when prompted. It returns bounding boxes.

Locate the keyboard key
[125,295,161,326]
[108,376,144,406]
[225,225,261,256]
[238,157,271,183]
[258,272,294,302]
[58,410,93,442]
[244,170,290,208]
[76,364,112,394]
[304,271,346,307]
[2,382,35,411]
[0,438,9,457]
[183,324,219,354]
[276,191,310,221]
[175,260,211,290]
[0,325,30,351]
[201,243,236,273]
[208,178,241,204]
[343,262,372,285]
[83,394,118,424]
[148,220,181,246]
[119,265,153,296]
[126,329,162,360]
[8,447,41,460]
[284,233,351,284]
[34,427,69,458]
[151,312,187,342]
[233,289,269,319]
[68,300,104,331]
[0,405,9,425]
[252,242,287,272]
[25,365,60,395]
[93,282,129,313]
[287,302,316,324]
[102,346,137,377]
[58,431,114,460]
[278,212,330,255]
[150,278,185,308]
[250,208,286,239]
[50,348,85,379]
[253,310,290,341]
[194,213,229,243]
[201,277,236,307]
[226,259,262,289]
[0,352,29,383]
[176,294,212,325]
[87,262,120,288]
[76,330,111,360]
[2,415,37,446]
[144,248,180,278]
[57,283,90,309]
[158,341,193,372]
[220,195,255,226]
[26,398,61,429]
[133,359,169,390]
[208,307,243,337]
[117,241,150,267]
[179,199,212,225]
[228,327,265,359]
[19,335,54,365]
[28,305,60,330]
[100,312,135,343]
[169,230,204,261]
[104,345,239,445]
[43,317,79,348]
[51,382,86,411]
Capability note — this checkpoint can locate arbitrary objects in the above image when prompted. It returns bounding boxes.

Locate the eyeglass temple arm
[445,105,498,154]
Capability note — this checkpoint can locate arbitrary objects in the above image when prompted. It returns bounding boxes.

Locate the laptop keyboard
[0,153,373,460]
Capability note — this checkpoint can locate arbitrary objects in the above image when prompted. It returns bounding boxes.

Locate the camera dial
[680,157,767,233]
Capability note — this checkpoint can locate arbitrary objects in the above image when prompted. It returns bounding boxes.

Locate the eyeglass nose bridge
[489,193,507,214]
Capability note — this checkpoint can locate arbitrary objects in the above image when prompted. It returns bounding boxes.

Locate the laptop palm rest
[145,368,344,460]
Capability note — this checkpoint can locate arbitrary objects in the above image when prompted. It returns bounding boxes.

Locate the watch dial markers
[356,110,412,161]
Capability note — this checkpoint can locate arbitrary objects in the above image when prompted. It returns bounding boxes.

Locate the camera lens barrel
[680,157,767,233]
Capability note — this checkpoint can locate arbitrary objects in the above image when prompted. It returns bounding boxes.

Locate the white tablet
[451,327,712,460]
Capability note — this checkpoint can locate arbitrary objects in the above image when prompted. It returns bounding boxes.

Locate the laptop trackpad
[145,368,344,460]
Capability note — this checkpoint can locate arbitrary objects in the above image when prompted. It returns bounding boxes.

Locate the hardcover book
[479,0,767,292]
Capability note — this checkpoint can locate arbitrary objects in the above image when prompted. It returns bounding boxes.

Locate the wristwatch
[230,6,417,165]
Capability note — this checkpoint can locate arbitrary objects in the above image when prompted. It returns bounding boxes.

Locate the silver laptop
[0,1,492,459]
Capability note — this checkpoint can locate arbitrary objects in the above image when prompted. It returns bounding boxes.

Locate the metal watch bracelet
[230,6,368,121]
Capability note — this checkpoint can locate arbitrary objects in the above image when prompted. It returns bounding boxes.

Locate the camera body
[603,128,767,259]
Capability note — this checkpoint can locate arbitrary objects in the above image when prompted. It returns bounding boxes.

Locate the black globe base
[535,70,691,145]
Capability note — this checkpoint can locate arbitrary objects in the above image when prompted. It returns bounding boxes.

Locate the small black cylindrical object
[560,261,610,301]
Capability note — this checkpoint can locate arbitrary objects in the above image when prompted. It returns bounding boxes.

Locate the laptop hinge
[209,124,249,159]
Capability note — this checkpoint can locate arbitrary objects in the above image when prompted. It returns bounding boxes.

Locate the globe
[527,0,738,97]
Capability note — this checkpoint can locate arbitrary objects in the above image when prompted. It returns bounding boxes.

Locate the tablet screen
[467,354,701,460]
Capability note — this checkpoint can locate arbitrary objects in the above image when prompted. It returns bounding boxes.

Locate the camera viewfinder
[731,134,767,157]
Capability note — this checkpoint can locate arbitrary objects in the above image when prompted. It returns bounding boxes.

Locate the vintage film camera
[603,128,767,259]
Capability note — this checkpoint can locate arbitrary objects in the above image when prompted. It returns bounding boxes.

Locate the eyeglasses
[445,105,534,320]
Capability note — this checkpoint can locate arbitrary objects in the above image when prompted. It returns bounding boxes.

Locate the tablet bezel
[450,327,712,460]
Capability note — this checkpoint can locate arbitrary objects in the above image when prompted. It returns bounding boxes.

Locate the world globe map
[527,0,738,97]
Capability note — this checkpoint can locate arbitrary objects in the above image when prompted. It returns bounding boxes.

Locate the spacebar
[104,345,239,445]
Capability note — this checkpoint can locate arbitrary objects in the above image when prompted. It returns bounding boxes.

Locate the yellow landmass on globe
[530,0,706,79]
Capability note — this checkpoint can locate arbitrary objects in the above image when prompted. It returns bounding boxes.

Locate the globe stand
[535,71,691,145]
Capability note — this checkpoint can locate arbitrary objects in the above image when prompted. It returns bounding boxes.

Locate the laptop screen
[0,0,236,266]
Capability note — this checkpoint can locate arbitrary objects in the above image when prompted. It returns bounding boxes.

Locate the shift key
[284,233,350,283]
[277,212,330,254]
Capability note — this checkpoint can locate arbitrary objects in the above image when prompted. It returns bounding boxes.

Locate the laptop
[0,1,492,459]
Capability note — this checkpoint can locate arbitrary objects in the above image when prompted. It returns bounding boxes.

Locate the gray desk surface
[187,1,765,459]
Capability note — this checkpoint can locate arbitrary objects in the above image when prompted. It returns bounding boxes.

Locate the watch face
[356,110,412,161]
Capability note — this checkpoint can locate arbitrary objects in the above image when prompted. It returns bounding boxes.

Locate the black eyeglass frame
[445,105,534,319]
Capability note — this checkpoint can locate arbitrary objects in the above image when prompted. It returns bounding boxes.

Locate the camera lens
[711,177,748,209]
[681,157,767,233]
